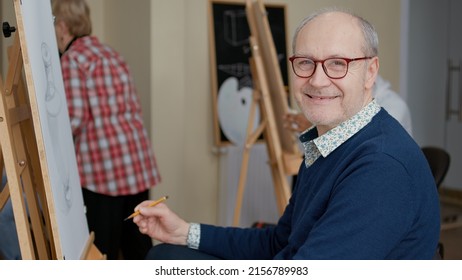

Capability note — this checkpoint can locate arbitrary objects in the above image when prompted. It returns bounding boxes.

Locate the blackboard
[208,0,288,146]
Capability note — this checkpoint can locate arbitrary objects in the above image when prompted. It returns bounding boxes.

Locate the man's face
[292,12,378,135]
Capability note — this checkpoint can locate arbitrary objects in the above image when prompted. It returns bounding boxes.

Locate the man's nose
[309,63,331,88]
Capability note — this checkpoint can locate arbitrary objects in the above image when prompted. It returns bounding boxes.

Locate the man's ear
[365,57,379,90]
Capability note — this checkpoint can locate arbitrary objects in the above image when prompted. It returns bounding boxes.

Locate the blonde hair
[52,0,92,37]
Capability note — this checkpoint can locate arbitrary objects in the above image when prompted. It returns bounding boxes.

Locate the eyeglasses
[289,56,373,79]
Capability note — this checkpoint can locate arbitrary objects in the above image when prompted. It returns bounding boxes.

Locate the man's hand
[133,200,190,246]
[283,112,312,133]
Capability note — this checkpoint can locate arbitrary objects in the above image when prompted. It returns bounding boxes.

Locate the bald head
[292,9,378,58]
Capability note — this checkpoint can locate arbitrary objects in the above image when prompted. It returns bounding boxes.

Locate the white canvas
[16,0,89,259]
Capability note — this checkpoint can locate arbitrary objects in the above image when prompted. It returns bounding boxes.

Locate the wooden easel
[232,0,302,226]
[0,29,54,259]
[0,6,103,260]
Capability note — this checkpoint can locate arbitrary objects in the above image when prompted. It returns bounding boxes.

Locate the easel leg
[80,231,106,260]
[233,148,250,226]
[232,84,263,226]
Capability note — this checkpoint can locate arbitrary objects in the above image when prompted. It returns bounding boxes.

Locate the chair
[421,146,450,259]
[421,146,450,189]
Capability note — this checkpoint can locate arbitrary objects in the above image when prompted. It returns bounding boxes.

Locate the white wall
[151,0,218,223]
[405,0,447,147]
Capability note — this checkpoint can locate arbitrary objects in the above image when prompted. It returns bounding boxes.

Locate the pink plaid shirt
[60,36,161,196]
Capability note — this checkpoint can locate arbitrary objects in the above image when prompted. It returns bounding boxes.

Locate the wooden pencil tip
[124,213,136,221]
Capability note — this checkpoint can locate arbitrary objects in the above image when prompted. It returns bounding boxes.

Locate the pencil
[124,195,169,221]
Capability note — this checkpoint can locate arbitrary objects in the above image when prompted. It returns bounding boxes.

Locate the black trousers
[145,244,222,260]
[82,188,152,260]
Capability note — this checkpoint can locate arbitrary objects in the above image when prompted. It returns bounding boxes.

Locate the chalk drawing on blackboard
[218,62,252,89]
[218,77,260,146]
[42,42,72,214]
[224,9,249,47]
[218,62,249,78]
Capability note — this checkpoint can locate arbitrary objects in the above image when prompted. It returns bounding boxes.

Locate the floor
[439,201,462,260]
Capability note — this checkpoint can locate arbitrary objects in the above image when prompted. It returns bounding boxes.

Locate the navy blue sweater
[200,109,440,259]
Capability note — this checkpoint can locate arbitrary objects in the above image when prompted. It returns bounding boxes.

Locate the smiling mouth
[307,94,338,100]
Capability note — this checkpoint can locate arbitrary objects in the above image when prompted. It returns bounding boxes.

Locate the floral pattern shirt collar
[299,99,381,167]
